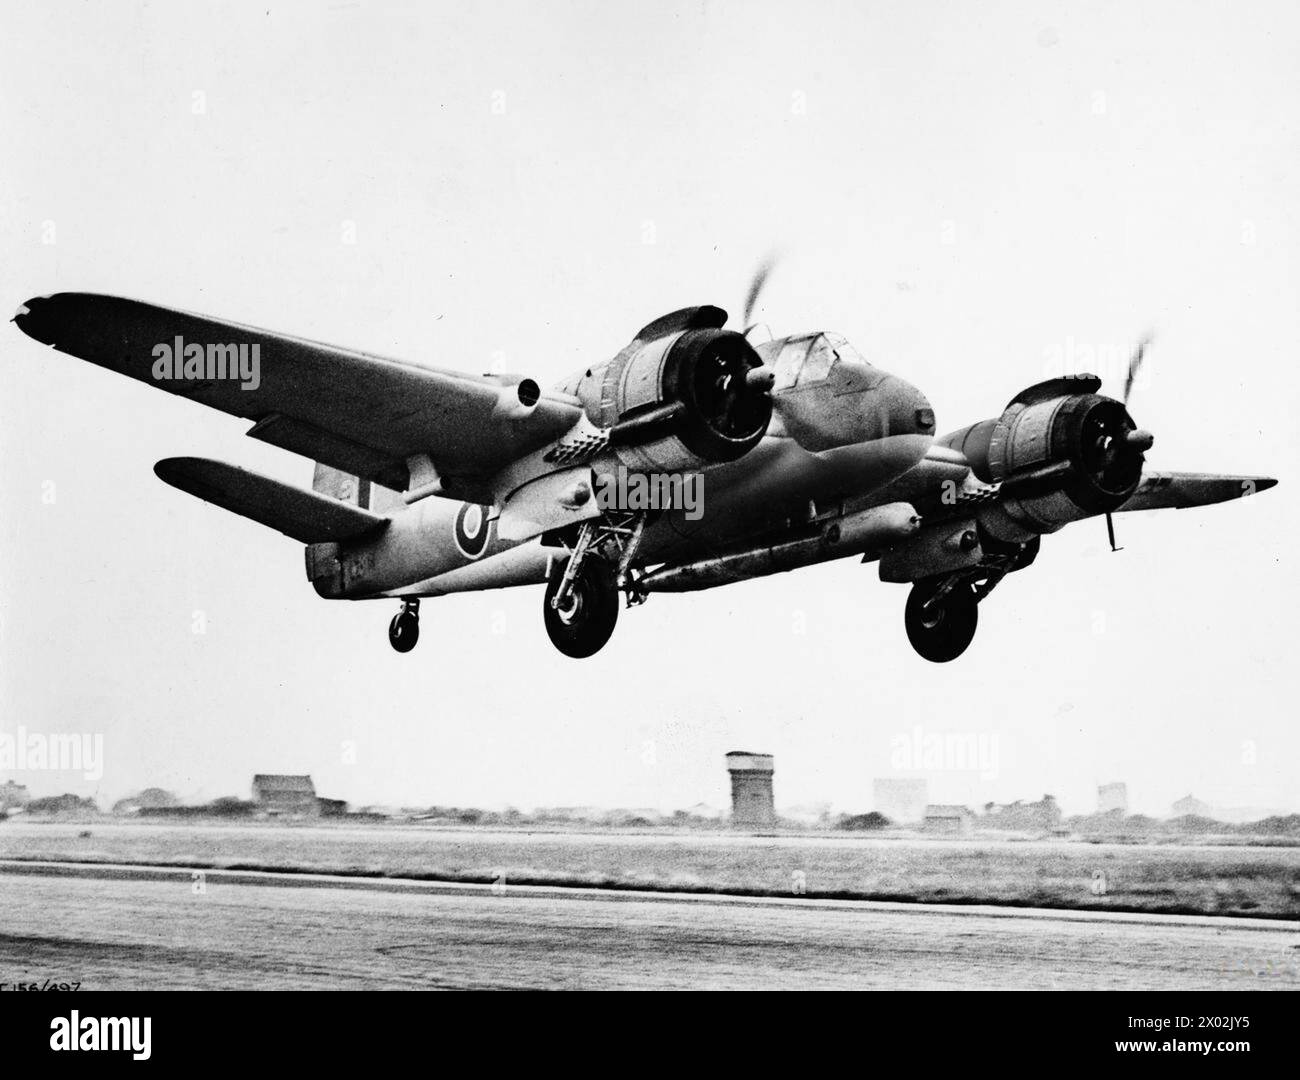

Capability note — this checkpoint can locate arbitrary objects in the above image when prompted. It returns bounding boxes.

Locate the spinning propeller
[1103,333,1156,552]
[695,255,783,437]
[740,251,779,333]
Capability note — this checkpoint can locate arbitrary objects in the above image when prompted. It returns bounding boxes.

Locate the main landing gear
[544,511,647,658]
[903,536,1038,663]
[388,598,420,653]
[544,558,620,658]
[904,578,979,663]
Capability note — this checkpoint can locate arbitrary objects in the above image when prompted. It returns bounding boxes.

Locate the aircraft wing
[1116,471,1277,512]
[155,457,389,543]
[869,447,1276,520]
[14,293,582,499]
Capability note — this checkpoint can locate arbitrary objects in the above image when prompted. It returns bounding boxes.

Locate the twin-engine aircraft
[13,282,1275,661]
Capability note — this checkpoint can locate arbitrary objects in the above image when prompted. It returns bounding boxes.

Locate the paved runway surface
[1,862,1296,989]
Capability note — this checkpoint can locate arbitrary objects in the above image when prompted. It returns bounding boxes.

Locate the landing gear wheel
[388,602,420,653]
[544,560,619,658]
[905,580,978,663]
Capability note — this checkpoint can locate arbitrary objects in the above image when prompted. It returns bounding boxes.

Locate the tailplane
[155,457,388,544]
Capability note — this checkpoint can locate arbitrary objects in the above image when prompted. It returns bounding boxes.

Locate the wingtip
[1256,477,1278,493]
[12,294,61,334]
[153,457,197,485]
[13,293,60,315]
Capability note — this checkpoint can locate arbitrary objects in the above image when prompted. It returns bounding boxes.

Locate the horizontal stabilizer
[1119,471,1277,513]
[154,457,389,543]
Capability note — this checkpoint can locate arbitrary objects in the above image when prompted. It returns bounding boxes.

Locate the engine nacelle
[939,376,1147,541]
[584,327,772,473]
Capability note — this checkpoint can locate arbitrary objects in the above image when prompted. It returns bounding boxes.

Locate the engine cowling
[586,326,772,472]
[939,376,1149,541]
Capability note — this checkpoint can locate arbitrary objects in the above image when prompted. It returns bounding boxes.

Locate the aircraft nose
[881,376,935,437]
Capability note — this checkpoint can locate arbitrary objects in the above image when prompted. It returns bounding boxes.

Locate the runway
[1,861,1296,989]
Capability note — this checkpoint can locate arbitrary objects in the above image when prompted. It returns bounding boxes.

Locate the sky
[1,0,1297,816]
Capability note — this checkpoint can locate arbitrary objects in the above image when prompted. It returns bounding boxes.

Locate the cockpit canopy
[769,332,871,391]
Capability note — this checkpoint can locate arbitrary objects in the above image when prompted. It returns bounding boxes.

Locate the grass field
[3,820,1297,919]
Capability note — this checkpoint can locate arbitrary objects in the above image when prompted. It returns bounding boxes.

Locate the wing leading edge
[1117,471,1278,512]
[14,293,582,499]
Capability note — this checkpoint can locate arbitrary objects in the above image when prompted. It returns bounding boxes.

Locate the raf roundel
[453,502,492,560]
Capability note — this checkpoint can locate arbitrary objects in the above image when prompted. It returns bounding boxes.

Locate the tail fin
[313,463,371,508]
[308,466,363,587]
[306,465,405,585]
[313,463,406,512]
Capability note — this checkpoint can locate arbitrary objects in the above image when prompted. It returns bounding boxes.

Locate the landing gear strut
[905,577,978,663]
[544,558,619,658]
[902,533,1038,662]
[543,511,647,658]
[388,599,420,653]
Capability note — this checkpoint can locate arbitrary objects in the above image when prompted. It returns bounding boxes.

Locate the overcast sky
[2,0,1296,816]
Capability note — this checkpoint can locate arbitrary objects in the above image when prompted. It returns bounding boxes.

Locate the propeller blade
[741,253,779,329]
[1122,333,1153,405]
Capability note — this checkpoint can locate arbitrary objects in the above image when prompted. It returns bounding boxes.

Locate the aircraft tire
[544,559,619,659]
[905,580,978,663]
[389,610,420,653]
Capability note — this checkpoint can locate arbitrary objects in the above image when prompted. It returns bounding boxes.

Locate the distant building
[924,804,974,836]
[0,780,30,813]
[251,774,319,816]
[1098,782,1128,815]
[1172,794,1211,818]
[873,778,928,824]
[726,751,775,829]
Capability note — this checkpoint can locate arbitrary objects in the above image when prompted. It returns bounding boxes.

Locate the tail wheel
[388,609,419,653]
[544,559,619,658]
[905,580,978,663]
